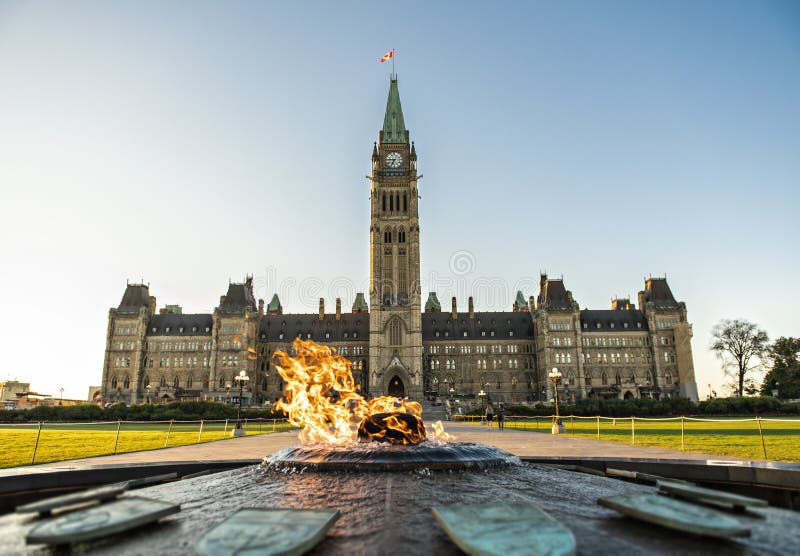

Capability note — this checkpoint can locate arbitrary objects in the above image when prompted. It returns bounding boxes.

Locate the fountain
[264,339,516,471]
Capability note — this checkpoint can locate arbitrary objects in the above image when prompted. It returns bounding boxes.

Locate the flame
[273,339,453,444]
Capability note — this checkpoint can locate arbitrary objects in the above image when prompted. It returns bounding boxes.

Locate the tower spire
[382,77,407,143]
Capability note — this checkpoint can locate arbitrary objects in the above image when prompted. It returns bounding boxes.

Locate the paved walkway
[16,421,748,471]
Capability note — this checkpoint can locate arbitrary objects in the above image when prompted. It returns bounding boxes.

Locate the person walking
[497,403,505,430]
[485,402,494,429]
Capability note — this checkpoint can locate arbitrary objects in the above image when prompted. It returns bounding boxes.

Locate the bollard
[223,419,229,438]
[31,422,43,465]
[681,416,685,451]
[113,420,122,455]
[197,419,204,443]
[596,416,600,440]
[164,419,174,448]
[756,416,767,459]
[631,417,635,446]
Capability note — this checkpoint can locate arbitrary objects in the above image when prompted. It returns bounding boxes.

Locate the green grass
[459,416,800,462]
[0,420,295,468]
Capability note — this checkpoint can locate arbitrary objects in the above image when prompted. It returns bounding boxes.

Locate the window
[566,371,575,386]
[601,372,608,386]
[389,319,402,346]
[160,376,166,387]
[219,375,225,388]
[615,372,622,385]
[553,337,561,347]
[187,376,193,388]
[123,375,130,389]
[173,377,179,388]
[111,376,118,389]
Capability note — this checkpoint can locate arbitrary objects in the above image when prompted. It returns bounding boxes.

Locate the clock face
[385,152,402,168]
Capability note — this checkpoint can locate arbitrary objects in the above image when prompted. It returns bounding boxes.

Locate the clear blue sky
[1,1,798,400]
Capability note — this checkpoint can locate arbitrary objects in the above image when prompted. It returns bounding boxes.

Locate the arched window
[203,375,210,389]
[403,193,407,212]
[584,370,592,386]
[566,371,575,386]
[219,375,225,388]
[382,193,386,212]
[123,375,130,389]
[615,372,622,385]
[160,376,166,387]
[143,374,150,387]
[395,193,400,212]
[601,372,608,386]
[389,319,402,346]
[390,194,394,211]
[111,376,118,389]
[173,376,179,388]
[187,376,193,388]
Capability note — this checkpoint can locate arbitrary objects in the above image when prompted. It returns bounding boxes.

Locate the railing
[452,414,800,460]
[0,418,294,468]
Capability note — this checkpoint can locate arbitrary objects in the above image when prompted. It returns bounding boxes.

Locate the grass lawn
[0,420,295,468]
[462,415,800,462]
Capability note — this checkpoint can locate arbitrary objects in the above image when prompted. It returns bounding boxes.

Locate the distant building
[100,77,699,406]
[0,380,30,403]
[87,386,103,403]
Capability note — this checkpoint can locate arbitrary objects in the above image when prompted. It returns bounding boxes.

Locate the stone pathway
[8,420,748,473]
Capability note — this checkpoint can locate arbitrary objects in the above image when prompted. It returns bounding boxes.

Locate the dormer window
[151,327,157,333]
[179,327,184,333]
[610,323,615,329]
[509,331,514,337]
[463,331,468,337]
[344,332,349,339]
[583,322,588,329]
[353,332,358,339]
[205,327,210,333]
[165,327,171,333]
[444,331,449,337]
[637,322,642,329]
[278,332,284,339]
[192,326,197,332]
[325,332,331,339]
[623,323,629,329]
[435,331,440,338]
[596,323,601,329]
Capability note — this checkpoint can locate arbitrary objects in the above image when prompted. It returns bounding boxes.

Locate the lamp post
[549,367,565,435]
[146,384,152,404]
[478,389,486,409]
[449,387,455,400]
[232,370,249,437]
[59,387,64,406]
[772,381,780,399]
[225,381,232,405]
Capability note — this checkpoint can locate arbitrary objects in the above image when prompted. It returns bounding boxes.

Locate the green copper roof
[382,78,407,143]
[267,294,282,313]
[352,292,369,312]
[514,291,527,309]
[425,292,442,312]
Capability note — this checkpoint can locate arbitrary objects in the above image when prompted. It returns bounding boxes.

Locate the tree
[760,337,800,399]
[710,319,769,397]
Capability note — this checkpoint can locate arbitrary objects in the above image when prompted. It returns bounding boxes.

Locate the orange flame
[273,339,453,444]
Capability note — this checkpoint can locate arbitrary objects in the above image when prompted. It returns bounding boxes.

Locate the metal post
[244,418,248,432]
[259,420,262,434]
[197,419,204,443]
[596,415,600,440]
[631,417,635,446]
[164,419,174,448]
[113,420,122,455]
[570,416,574,435]
[31,422,43,465]
[681,416,685,451]
[756,416,767,459]
[223,418,229,438]
[272,419,276,433]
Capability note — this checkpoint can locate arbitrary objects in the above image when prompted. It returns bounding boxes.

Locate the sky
[0,1,798,400]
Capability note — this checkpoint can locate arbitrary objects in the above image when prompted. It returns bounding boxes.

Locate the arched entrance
[388,375,405,398]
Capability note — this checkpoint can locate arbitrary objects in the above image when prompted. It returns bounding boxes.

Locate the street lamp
[232,370,250,437]
[548,367,565,435]
[225,381,232,405]
[449,387,455,399]
[772,381,780,399]
[146,384,152,404]
[59,387,64,406]
[478,389,486,408]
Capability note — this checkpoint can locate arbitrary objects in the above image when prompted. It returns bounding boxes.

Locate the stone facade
[100,78,699,406]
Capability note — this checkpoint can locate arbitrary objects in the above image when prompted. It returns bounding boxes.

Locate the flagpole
[392,48,395,79]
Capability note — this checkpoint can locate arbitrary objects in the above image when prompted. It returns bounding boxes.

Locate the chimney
[468,296,475,319]
[451,297,457,319]
[258,298,264,316]
[319,298,325,320]
[335,298,342,320]
[528,296,535,312]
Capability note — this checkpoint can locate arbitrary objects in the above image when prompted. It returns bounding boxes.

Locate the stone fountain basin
[2,457,799,555]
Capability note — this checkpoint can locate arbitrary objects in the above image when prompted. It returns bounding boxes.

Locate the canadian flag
[379,50,394,63]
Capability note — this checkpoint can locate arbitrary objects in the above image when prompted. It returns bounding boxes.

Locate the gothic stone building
[101,78,699,406]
